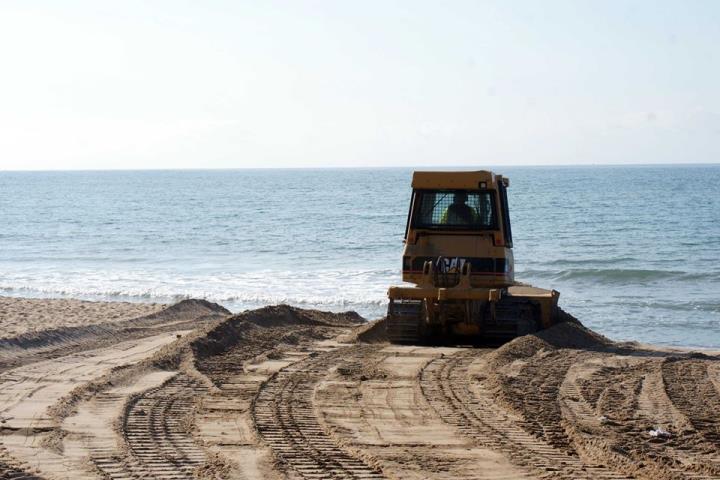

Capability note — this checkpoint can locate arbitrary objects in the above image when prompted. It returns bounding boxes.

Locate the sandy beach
[0,296,718,480]
[3,1,719,478]
[0,297,166,340]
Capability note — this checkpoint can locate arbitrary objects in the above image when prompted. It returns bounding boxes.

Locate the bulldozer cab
[402,172,514,288]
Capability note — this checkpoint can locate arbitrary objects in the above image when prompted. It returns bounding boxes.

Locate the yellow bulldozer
[387,170,560,344]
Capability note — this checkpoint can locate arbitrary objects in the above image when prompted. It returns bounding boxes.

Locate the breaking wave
[519,268,719,284]
[0,268,398,319]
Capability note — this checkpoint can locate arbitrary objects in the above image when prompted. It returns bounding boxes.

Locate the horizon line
[2,161,720,173]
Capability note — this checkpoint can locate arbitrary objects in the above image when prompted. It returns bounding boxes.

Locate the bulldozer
[386,170,560,344]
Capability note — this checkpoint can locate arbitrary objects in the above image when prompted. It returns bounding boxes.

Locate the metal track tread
[419,350,633,480]
[253,345,385,479]
[386,318,420,344]
[386,301,421,344]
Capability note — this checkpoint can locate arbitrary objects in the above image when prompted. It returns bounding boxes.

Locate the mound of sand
[154,298,230,319]
[191,304,364,362]
[478,309,612,377]
[352,307,607,348]
[241,304,364,327]
[352,318,387,343]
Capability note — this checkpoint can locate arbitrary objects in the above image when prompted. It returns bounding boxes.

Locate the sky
[1,0,719,170]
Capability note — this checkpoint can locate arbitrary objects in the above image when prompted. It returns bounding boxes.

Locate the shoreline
[1,294,717,354]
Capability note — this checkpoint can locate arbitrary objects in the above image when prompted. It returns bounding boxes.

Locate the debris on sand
[648,428,672,438]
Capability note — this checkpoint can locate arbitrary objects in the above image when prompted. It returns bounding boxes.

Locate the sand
[0,296,166,340]
[1,298,719,480]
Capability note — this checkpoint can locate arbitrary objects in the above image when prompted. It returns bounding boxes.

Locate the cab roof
[411,170,506,190]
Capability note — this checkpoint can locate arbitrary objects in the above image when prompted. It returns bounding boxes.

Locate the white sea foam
[0,268,399,319]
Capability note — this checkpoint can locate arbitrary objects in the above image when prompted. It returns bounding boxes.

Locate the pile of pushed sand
[483,309,613,369]
[355,307,609,348]
[351,317,387,343]
[191,304,364,362]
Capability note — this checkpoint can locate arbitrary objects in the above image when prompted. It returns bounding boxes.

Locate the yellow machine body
[386,170,560,344]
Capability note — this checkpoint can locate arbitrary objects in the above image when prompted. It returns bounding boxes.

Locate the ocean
[1,166,718,348]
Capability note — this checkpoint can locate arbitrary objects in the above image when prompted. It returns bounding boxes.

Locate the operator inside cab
[441,191,479,225]
[413,189,493,230]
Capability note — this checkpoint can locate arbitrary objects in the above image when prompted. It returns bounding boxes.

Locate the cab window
[412,190,496,229]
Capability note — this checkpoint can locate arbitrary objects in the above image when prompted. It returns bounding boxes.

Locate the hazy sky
[1,1,719,170]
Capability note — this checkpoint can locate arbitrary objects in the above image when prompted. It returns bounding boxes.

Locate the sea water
[1,166,718,348]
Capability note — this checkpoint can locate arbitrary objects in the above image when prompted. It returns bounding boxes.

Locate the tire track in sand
[0,446,41,480]
[193,326,317,480]
[420,350,631,480]
[0,331,190,479]
[121,375,208,479]
[561,359,720,479]
[662,358,720,447]
[54,369,173,479]
[87,375,209,480]
[87,321,355,479]
[253,345,385,479]
[316,345,534,479]
[503,350,582,452]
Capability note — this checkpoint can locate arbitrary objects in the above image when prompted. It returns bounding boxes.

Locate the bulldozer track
[92,324,350,480]
[124,374,207,477]
[385,317,420,344]
[419,350,631,480]
[635,362,720,479]
[253,345,385,479]
[92,374,207,480]
[386,300,422,344]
